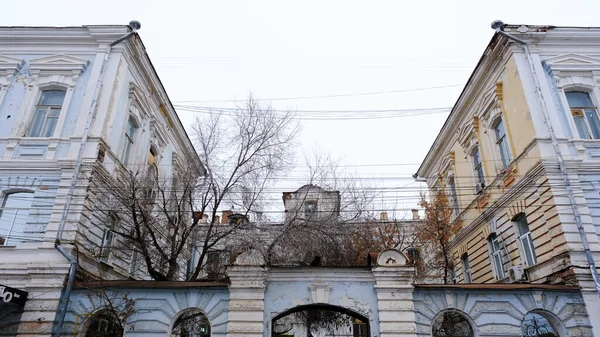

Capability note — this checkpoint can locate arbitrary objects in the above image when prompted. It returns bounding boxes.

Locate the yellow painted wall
[502,57,536,159]
[442,56,564,283]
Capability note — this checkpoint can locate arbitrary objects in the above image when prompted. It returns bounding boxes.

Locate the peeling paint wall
[263,268,380,337]
[65,287,230,337]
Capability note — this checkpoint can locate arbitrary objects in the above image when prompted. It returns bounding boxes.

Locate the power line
[172,84,462,103]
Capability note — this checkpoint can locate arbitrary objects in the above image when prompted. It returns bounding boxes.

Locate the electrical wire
[172,84,462,103]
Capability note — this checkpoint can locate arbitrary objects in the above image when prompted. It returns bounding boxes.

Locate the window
[566,91,600,139]
[84,310,123,337]
[121,118,137,165]
[461,254,472,283]
[472,147,485,189]
[305,200,318,218]
[171,309,211,337]
[99,214,118,263]
[407,248,421,265]
[29,90,66,137]
[129,250,138,276]
[494,118,512,168]
[515,214,537,267]
[449,266,457,284]
[432,311,474,337]
[448,177,459,215]
[521,312,560,337]
[0,192,34,246]
[488,233,505,280]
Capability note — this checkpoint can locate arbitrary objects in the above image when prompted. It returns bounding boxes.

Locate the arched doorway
[431,310,475,337]
[83,309,123,337]
[271,304,370,337]
[522,311,564,337]
[170,308,211,337]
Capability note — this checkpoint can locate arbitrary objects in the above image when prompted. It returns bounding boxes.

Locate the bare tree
[260,151,380,267]
[415,188,461,284]
[91,94,299,281]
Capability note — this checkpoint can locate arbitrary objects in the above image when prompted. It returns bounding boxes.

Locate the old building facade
[63,248,593,337]
[0,24,201,336]
[416,23,600,336]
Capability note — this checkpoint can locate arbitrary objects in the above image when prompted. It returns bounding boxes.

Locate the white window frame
[514,213,537,267]
[0,191,34,246]
[28,89,67,137]
[471,146,485,189]
[129,250,138,276]
[100,214,118,264]
[492,117,512,169]
[565,90,600,139]
[488,233,505,280]
[461,254,472,283]
[448,176,459,215]
[120,117,138,166]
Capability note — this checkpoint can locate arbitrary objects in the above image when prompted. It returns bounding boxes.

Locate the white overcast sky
[5,0,600,219]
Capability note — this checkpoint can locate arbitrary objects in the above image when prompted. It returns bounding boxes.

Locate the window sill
[0,245,16,248]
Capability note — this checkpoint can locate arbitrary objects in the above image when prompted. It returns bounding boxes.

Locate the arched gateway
[63,248,594,337]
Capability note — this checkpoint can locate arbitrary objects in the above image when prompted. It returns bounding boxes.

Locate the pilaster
[372,249,418,337]
[226,250,267,337]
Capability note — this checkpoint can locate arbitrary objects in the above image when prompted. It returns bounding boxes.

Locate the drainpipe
[52,20,141,337]
[491,21,600,297]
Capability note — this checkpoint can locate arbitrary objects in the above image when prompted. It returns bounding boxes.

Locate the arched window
[0,191,34,246]
[432,310,475,337]
[171,309,211,337]
[522,312,561,337]
[84,310,123,337]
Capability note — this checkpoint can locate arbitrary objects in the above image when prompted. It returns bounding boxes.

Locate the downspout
[491,21,600,297]
[52,20,141,337]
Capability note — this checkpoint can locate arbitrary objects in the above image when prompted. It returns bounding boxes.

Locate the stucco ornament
[309,281,332,304]
[234,249,265,266]
[376,248,407,266]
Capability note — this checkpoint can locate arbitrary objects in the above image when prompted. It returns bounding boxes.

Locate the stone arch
[271,303,371,337]
[521,309,568,337]
[170,307,212,337]
[431,309,478,337]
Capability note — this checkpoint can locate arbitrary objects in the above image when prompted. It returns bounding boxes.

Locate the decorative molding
[377,248,408,266]
[309,281,331,304]
[0,54,24,75]
[544,53,600,72]
[29,54,89,76]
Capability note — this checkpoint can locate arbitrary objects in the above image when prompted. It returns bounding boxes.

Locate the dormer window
[305,200,317,218]
[566,91,600,139]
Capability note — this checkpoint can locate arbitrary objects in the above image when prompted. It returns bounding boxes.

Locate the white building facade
[0,24,200,336]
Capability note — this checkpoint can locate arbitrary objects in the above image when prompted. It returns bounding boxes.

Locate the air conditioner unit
[508,265,528,283]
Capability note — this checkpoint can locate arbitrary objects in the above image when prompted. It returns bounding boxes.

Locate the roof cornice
[417,34,513,179]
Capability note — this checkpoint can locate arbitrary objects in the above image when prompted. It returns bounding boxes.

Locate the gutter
[51,21,141,337]
[491,20,600,299]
